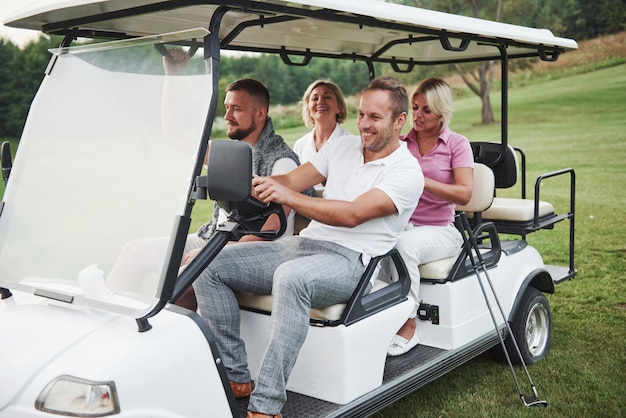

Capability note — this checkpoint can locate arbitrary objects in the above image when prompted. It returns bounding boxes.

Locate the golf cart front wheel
[491,286,552,365]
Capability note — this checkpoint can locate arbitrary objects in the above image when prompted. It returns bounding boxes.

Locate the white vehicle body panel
[1,291,231,417]
[418,245,545,350]
[241,298,413,404]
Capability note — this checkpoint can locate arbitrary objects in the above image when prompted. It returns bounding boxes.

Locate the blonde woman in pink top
[388,78,475,356]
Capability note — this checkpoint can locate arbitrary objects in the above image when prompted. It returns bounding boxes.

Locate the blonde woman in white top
[294,79,351,171]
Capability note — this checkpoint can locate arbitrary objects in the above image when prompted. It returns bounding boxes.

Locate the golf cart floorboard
[235,335,500,417]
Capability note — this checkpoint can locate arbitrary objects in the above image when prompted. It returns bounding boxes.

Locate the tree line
[1,0,623,139]
[398,0,624,41]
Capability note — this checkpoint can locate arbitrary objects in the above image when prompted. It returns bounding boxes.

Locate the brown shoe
[229,381,252,398]
[173,286,197,311]
[246,412,282,418]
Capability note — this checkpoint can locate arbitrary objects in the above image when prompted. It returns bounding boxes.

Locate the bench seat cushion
[418,253,459,280]
[480,197,555,222]
[235,280,389,321]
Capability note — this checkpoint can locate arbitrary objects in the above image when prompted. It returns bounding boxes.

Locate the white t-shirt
[293,123,352,164]
[300,135,423,262]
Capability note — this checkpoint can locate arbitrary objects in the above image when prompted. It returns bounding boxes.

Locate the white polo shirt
[300,134,423,262]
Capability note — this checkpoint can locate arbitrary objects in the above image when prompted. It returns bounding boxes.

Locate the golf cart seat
[468,142,576,282]
[469,142,575,236]
[236,248,411,324]
[403,163,503,351]
[418,162,496,282]
[200,137,410,327]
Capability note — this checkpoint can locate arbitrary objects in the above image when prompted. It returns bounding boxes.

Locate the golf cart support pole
[455,214,548,408]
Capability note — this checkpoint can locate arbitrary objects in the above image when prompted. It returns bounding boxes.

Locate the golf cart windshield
[0,29,211,316]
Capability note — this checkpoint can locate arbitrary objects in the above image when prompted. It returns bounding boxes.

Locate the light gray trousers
[395,224,463,317]
[193,236,365,414]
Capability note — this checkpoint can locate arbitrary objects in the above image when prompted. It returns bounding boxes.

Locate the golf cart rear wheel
[491,286,552,365]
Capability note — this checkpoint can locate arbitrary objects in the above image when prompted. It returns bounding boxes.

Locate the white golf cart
[0,1,577,417]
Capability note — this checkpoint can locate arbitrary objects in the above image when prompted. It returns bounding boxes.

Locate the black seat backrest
[470,141,517,188]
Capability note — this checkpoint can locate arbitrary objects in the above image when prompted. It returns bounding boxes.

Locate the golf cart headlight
[35,375,120,416]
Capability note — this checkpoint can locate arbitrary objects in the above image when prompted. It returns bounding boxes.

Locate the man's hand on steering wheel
[252,175,295,206]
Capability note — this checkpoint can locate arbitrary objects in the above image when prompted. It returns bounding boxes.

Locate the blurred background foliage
[0,0,624,139]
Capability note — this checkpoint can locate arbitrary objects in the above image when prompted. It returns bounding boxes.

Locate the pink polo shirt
[401,126,474,226]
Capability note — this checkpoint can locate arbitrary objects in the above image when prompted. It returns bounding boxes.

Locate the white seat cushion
[235,280,389,321]
[482,197,555,221]
[455,163,494,213]
[418,252,460,279]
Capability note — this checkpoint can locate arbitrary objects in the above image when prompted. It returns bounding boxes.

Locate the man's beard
[362,126,393,153]
[227,119,256,140]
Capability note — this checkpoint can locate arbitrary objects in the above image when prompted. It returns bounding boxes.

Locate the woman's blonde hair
[300,79,347,128]
[413,78,454,128]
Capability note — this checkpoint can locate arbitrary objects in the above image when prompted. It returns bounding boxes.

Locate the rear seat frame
[470,142,576,282]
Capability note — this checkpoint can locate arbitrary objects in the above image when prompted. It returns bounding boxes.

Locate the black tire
[490,286,552,365]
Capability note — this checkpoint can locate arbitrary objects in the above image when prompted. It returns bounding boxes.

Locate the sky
[0,0,48,47]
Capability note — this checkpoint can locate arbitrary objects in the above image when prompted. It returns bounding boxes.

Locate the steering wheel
[219,197,287,240]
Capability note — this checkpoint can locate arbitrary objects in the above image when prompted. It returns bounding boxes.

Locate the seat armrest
[339,249,410,326]
[532,167,575,227]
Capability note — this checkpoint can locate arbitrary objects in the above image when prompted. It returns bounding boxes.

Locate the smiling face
[308,85,342,127]
[357,89,405,155]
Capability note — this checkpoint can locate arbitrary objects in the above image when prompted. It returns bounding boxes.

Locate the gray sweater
[197,117,314,239]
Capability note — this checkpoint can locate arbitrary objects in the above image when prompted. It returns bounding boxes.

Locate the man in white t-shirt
[194,76,424,418]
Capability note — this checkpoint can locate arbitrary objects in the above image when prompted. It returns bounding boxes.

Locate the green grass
[2,60,625,418]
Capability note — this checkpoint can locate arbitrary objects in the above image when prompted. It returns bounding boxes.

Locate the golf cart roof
[5,0,577,65]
